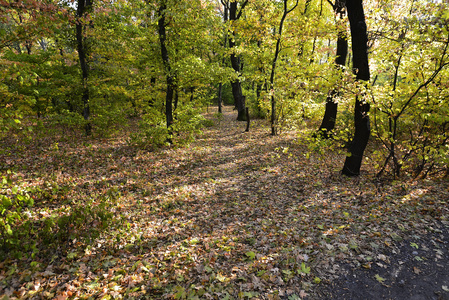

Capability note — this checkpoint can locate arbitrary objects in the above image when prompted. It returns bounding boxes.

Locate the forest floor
[0,106,449,299]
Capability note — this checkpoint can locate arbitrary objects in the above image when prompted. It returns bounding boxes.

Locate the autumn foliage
[0,0,449,298]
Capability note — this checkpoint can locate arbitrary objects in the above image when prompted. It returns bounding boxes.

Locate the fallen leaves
[1,107,449,299]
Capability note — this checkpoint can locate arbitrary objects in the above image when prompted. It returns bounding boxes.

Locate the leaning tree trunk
[228,1,247,121]
[317,2,348,137]
[76,0,93,136]
[158,1,174,129]
[342,0,370,176]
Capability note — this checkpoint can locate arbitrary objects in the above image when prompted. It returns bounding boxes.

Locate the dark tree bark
[157,1,174,129]
[228,0,248,121]
[298,0,312,57]
[149,77,156,107]
[217,83,223,113]
[245,107,250,132]
[217,0,229,114]
[317,1,348,137]
[76,0,93,136]
[342,0,370,176]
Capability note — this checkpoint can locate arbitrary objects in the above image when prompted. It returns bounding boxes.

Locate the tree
[369,0,449,177]
[341,0,370,176]
[228,0,249,121]
[76,0,94,136]
[317,0,348,137]
[217,0,230,114]
[156,0,174,130]
[269,0,299,135]
[0,0,64,134]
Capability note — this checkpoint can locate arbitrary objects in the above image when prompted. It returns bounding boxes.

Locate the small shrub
[0,171,35,258]
[171,105,208,146]
[128,108,169,149]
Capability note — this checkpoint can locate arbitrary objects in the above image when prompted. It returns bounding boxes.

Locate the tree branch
[236,0,249,19]
[287,0,300,14]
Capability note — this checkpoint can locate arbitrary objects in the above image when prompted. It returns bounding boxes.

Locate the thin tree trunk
[229,1,247,121]
[317,2,348,137]
[218,1,229,114]
[270,0,299,135]
[149,77,156,107]
[298,0,312,57]
[342,0,370,176]
[158,1,174,129]
[76,0,93,136]
[218,83,223,113]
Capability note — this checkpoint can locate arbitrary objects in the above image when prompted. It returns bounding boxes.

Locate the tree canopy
[0,0,448,173]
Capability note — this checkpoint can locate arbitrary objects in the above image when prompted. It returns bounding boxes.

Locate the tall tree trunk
[217,1,229,114]
[298,0,312,57]
[228,1,247,121]
[158,1,174,129]
[342,0,370,176]
[76,0,93,136]
[317,1,348,137]
[270,0,299,135]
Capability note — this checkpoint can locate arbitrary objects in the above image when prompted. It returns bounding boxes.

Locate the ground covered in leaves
[1,106,448,299]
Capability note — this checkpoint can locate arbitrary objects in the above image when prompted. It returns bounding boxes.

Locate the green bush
[91,99,130,138]
[171,105,209,146]
[0,171,34,257]
[128,107,169,149]
[0,172,117,260]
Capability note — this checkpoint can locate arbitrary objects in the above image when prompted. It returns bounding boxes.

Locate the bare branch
[287,0,300,14]
[236,0,249,19]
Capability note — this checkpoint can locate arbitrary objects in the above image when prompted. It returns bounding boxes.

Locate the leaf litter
[0,106,448,299]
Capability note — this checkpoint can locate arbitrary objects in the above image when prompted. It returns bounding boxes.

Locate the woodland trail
[198,106,449,300]
[0,106,448,299]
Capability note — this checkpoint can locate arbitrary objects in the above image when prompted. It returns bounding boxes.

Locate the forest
[1,0,449,298]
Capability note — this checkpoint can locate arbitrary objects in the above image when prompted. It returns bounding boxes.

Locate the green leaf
[242,291,256,298]
[410,242,419,249]
[216,273,228,282]
[67,252,77,260]
[375,274,386,283]
[299,262,310,274]
[5,224,12,235]
[30,261,39,268]
[174,286,186,299]
[189,237,200,245]
[245,251,256,260]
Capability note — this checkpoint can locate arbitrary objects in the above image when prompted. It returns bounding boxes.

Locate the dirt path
[206,107,449,300]
[312,225,449,300]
